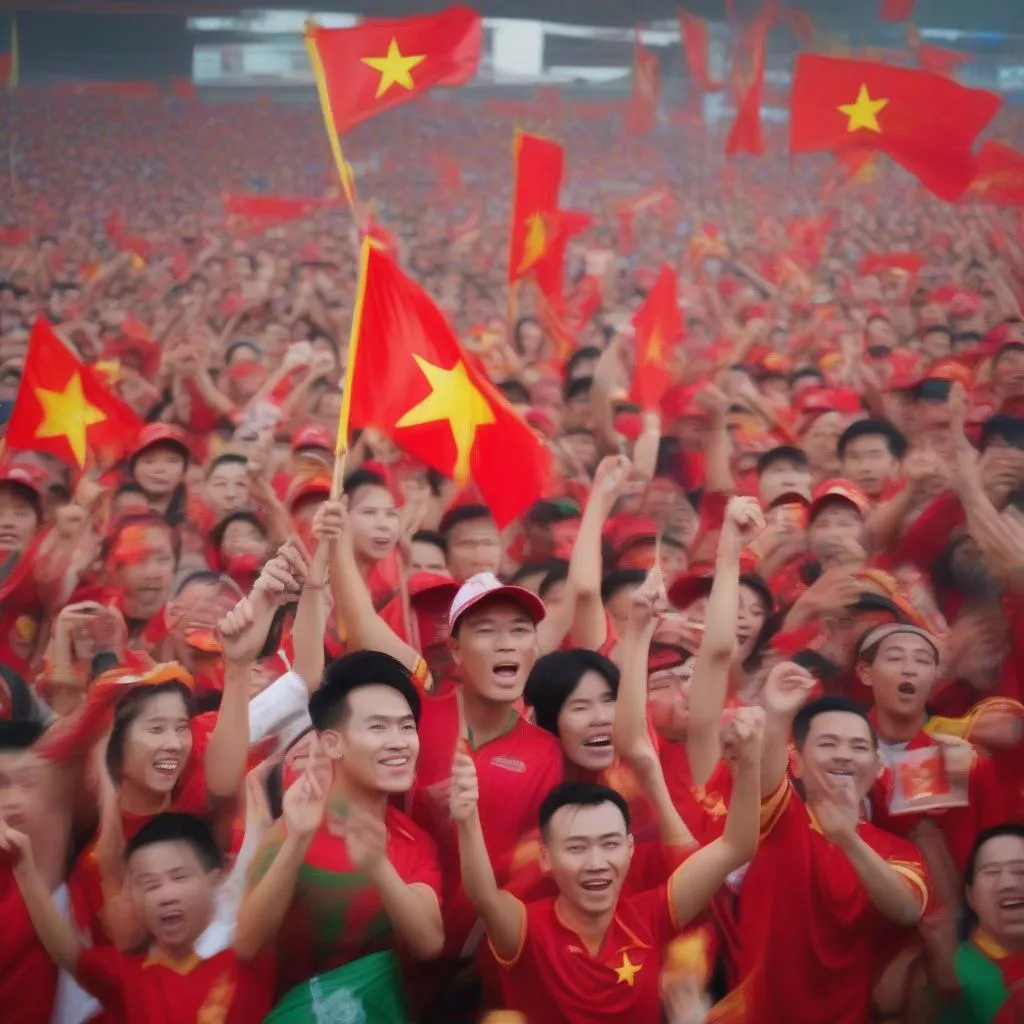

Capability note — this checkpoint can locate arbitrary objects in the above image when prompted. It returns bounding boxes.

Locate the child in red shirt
[0,810,274,1024]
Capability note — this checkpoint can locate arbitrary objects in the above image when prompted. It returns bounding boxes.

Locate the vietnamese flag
[725,13,768,157]
[915,43,970,78]
[304,8,480,137]
[508,132,564,284]
[879,0,915,20]
[789,55,1001,201]
[631,264,684,410]
[969,141,1024,206]
[677,10,721,93]
[533,209,594,314]
[340,241,551,526]
[5,319,143,470]
[625,28,661,135]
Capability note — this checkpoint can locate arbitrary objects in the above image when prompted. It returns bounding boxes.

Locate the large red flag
[915,43,970,78]
[789,55,1001,201]
[625,29,661,135]
[677,10,721,92]
[726,14,768,156]
[968,141,1024,206]
[879,0,915,21]
[304,8,480,137]
[340,242,551,526]
[631,265,685,410]
[533,210,594,314]
[5,320,143,470]
[508,132,564,284]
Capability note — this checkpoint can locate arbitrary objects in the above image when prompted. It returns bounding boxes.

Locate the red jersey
[75,945,273,1023]
[495,887,683,1024]
[253,803,442,999]
[727,780,930,1024]
[408,690,564,956]
[869,725,1006,874]
[658,740,734,845]
[0,862,58,1024]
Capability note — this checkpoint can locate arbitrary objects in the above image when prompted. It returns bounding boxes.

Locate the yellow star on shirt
[614,952,642,987]
[361,38,426,99]
[34,372,106,468]
[838,84,889,134]
[517,211,548,273]
[395,355,495,483]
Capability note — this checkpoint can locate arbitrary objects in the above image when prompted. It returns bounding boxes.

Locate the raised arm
[234,770,323,961]
[667,707,763,927]
[688,497,764,786]
[759,660,816,798]
[450,749,525,963]
[1,823,82,974]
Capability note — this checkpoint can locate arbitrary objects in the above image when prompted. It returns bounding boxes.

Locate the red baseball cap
[667,564,715,611]
[291,424,334,454]
[286,471,332,510]
[408,572,461,606]
[448,572,546,635]
[809,478,870,519]
[131,423,191,462]
[0,462,47,501]
[603,515,659,559]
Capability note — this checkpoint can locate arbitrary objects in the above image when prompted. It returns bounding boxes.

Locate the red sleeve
[75,946,128,1017]
[397,817,443,900]
[880,491,964,573]
[625,884,680,950]
[971,753,1010,835]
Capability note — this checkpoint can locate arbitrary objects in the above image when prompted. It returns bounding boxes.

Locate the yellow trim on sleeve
[888,861,930,916]
[488,897,528,969]
[759,778,792,839]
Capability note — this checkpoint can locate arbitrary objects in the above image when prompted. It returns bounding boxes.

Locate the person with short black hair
[440,503,502,581]
[450,697,762,1024]
[756,445,812,507]
[409,529,447,575]
[1,810,274,1023]
[730,668,931,1024]
[838,418,907,499]
[235,650,443,1009]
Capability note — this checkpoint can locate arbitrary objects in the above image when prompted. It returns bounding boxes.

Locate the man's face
[857,633,937,721]
[801,413,846,475]
[117,526,177,620]
[758,457,812,506]
[446,517,501,581]
[541,801,633,917]
[920,329,952,363]
[795,710,880,802]
[556,671,616,773]
[321,685,419,794]
[410,540,447,575]
[0,484,39,554]
[967,834,1024,948]
[980,438,1024,504]
[129,840,216,955]
[0,748,55,834]
[840,435,898,498]
[205,462,249,518]
[993,347,1024,400]
[451,599,538,704]
[807,503,864,567]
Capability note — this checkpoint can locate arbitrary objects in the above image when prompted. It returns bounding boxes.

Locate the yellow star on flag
[395,355,495,483]
[361,38,426,99]
[614,952,642,987]
[33,372,107,468]
[518,211,548,273]
[643,326,664,364]
[838,84,889,134]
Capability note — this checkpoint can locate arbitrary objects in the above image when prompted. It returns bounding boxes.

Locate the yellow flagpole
[304,21,357,210]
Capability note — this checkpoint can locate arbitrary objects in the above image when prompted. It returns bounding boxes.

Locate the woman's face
[133,446,187,499]
[121,690,193,797]
[205,461,250,518]
[117,525,176,621]
[556,671,616,773]
[0,484,39,554]
[220,519,270,562]
[348,484,400,563]
[736,585,768,662]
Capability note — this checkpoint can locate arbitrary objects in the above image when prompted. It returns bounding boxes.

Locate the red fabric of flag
[5,320,143,470]
[969,141,1024,206]
[726,15,768,156]
[305,6,481,137]
[344,244,551,527]
[789,55,1001,201]
[631,264,685,410]
[915,43,969,78]
[625,29,661,135]
[508,132,564,284]
[879,0,915,21]
[677,10,722,92]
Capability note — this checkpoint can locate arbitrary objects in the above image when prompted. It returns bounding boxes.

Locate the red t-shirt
[658,740,734,846]
[408,690,564,956]
[76,945,274,1023]
[261,804,442,999]
[729,780,930,1024]
[495,887,682,1024]
[0,862,58,1024]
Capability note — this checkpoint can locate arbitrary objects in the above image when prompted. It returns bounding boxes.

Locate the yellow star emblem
[838,84,889,134]
[34,372,106,468]
[643,326,663,364]
[361,38,426,99]
[517,211,548,273]
[614,951,642,987]
[395,355,495,483]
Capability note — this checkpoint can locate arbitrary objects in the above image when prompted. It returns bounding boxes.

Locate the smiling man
[450,708,763,1024]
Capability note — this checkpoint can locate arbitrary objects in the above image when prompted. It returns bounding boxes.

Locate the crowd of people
[0,77,1023,1024]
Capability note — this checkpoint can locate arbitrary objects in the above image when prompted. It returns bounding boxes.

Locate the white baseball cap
[448,572,546,635]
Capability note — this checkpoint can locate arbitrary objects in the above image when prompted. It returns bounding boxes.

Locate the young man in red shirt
[1,811,273,1024]
[725,670,932,1024]
[450,708,764,1024]
[234,651,443,1004]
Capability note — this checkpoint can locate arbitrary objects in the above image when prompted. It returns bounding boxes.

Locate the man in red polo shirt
[722,667,931,1024]
[450,706,763,1024]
